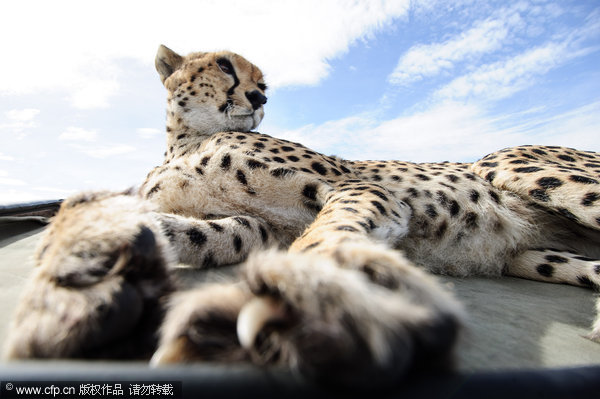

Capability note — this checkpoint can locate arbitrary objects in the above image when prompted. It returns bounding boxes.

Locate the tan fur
[4,45,600,385]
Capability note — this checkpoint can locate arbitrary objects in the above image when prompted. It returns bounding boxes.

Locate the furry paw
[3,191,174,359]
[151,283,250,364]
[237,247,464,386]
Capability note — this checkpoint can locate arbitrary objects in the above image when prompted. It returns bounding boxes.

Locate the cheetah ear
[155,45,184,84]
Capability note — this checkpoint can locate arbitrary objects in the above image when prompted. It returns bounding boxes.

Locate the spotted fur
[4,46,600,386]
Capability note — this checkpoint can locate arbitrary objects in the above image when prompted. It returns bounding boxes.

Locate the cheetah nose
[245,90,267,110]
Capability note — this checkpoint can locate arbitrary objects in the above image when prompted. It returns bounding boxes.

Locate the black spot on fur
[582,192,599,206]
[201,156,211,166]
[253,142,265,149]
[464,212,478,229]
[271,168,296,178]
[557,207,578,222]
[594,265,600,275]
[574,255,596,262]
[569,175,598,185]
[425,204,438,219]
[281,146,295,152]
[259,225,268,243]
[341,207,359,214]
[233,217,251,229]
[187,228,207,247]
[340,165,351,174]
[470,190,480,203]
[233,235,243,253]
[577,276,598,290]
[545,254,568,263]
[208,222,224,232]
[195,167,204,175]
[407,188,420,198]
[370,190,388,202]
[236,170,248,185]
[480,162,498,167]
[536,264,554,278]
[415,174,430,181]
[303,184,318,201]
[557,154,576,162]
[489,190,501,204]
[509,159,529,164]
[532,148,547,155]
[287,156,300,162]
[529,189,550,202]
[514,166,543,173]
[435,220,448,238]
[273,157,286,163]
[446,174,459,183]
[485,171,496,182]
[371,201,387,216]
[449,200,460,217]
[146,184,161,198]
[337,225,359,232]
[311,162,328,176]
[537,176,563,189]
[247,159,268,169]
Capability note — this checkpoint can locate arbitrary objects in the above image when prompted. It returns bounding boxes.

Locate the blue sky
[1,0,599,204]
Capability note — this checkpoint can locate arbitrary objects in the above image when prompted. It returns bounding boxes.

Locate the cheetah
[4,45,600,386]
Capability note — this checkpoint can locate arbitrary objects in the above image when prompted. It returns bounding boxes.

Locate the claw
[150,336,187,366]
[236,297,286,349]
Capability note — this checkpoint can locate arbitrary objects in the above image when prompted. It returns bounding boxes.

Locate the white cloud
[0,0,410,110]
[434,40,590,102]
[0,108,40,138]
[0,152,15,161]
[0,176,27,186]
[137,128,162,139]
[59,127,98,142]
[70,79,120,109]
[389,5,523,85]
[277,100,600,163]
[5,108,40,122]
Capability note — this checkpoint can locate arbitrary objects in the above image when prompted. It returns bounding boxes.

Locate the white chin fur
[182,106,263,133]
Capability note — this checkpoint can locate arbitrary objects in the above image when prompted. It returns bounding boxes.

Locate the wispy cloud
[278,100,600,163]
[5,109,40,122]
[389,4,524,85]
[0,108,40,138]
[435,33,597,102]
[0,0,410,109]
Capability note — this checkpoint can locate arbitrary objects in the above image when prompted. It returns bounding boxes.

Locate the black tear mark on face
[217,58,240,113]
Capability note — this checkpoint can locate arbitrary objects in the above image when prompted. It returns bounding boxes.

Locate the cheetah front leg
[153,182,464,386]
[238,182,464,384]
[3,191,175,359]
[3,191,277,360]
[156,213,278,268]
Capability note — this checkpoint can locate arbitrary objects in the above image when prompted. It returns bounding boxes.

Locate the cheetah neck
[164,118,212,162]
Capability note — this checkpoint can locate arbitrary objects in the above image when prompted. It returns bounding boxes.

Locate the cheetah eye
[257,82,267,91]
[217,58,234,75]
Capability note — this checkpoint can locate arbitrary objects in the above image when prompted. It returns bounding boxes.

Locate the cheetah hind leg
[508,248,600,342]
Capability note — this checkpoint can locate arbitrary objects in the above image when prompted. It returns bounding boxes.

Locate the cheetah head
[156,45,267,135]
